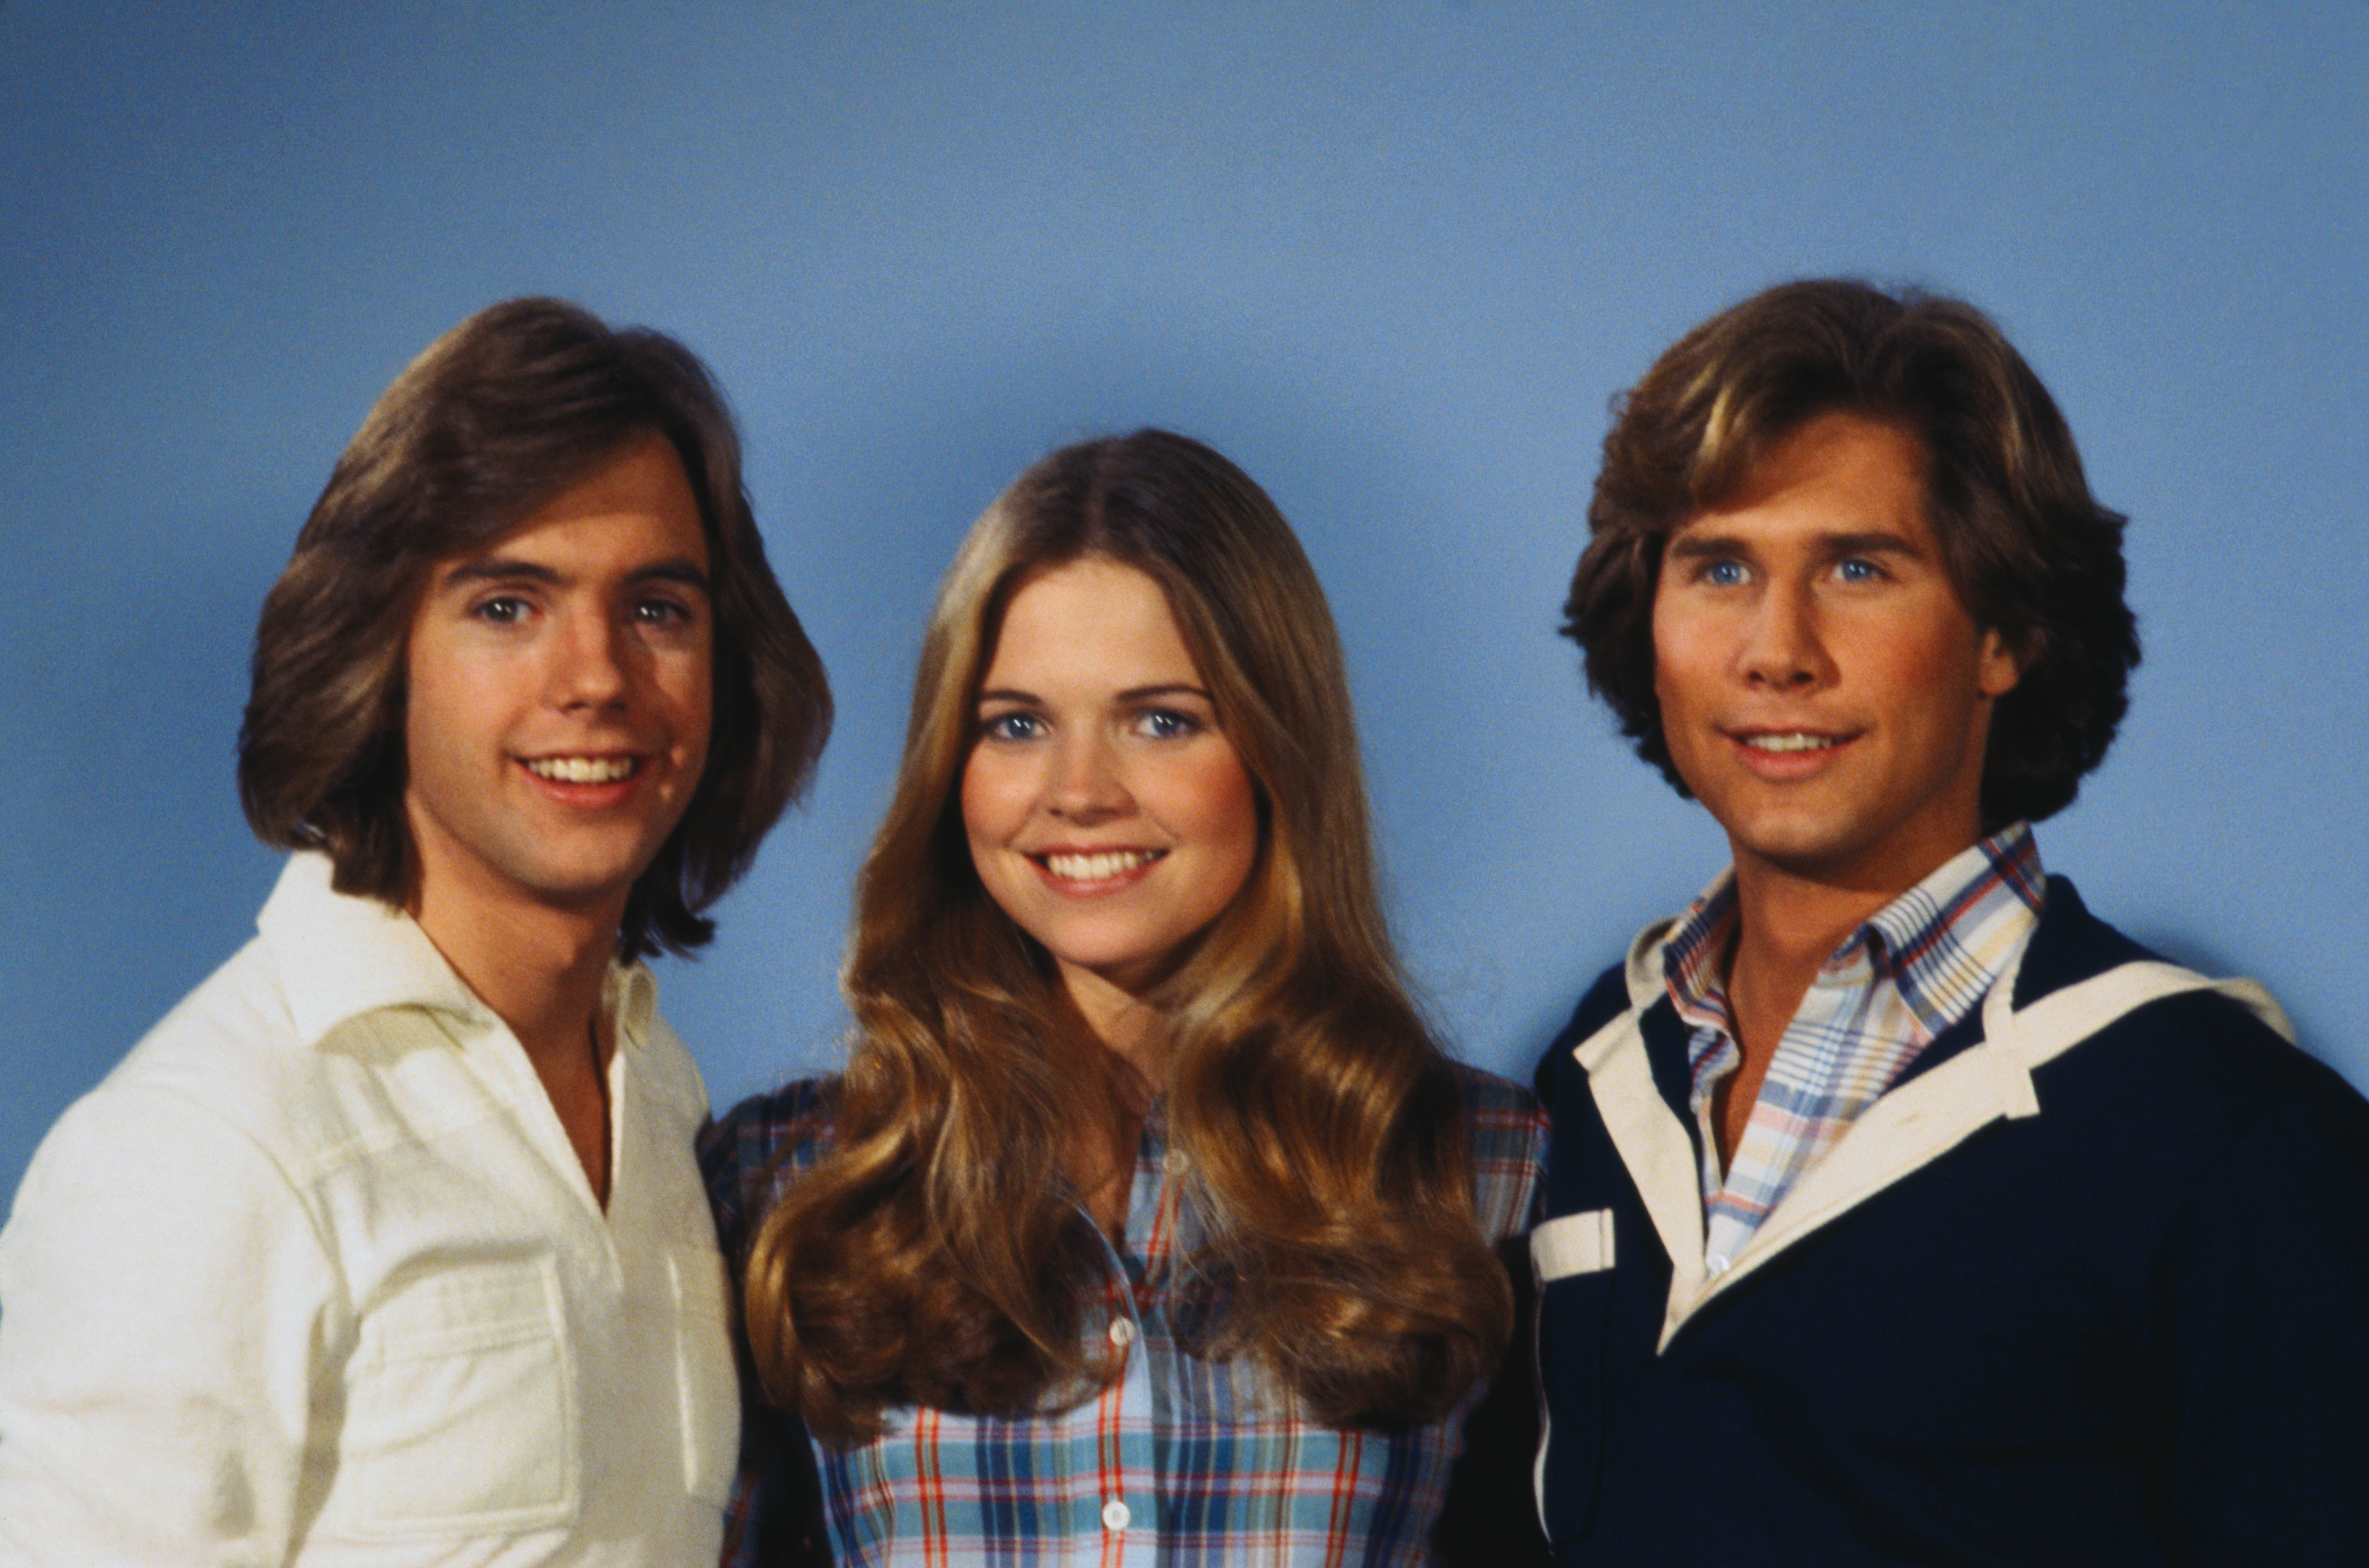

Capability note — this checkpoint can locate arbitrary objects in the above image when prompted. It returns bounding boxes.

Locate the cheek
[958,748,1017,848]
[1650,640,1711,767]
[1886,619,1983,702]
[1183,751,1263,895]
[649,651,714,773]
[1650,609,1718,716]
[399,639,474,771]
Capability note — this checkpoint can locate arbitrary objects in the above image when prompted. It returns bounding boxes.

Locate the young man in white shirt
[1531,278,2369,1563]
[0,298,831,1565]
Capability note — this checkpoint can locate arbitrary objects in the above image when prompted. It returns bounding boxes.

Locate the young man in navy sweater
[1534,278,2369,1564]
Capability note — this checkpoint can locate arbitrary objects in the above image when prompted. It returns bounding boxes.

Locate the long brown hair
[743,429,1509,1442]
[238,297,832,956]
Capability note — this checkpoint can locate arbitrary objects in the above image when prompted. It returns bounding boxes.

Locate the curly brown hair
[237,297,831,956]
[1563,278,2138,830]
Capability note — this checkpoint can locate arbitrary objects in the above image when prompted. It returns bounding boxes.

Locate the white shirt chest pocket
[669,1239,739,1506]
[341,1254,577,1536]
[1531,1208,1617,1283]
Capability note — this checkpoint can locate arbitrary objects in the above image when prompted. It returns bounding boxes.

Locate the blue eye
[1135,708,1202,740]
[980,711,1044,742]
[473,595,530,625]
[1701,559,1748,587]
[1836,557,1882,583]
[632,596,698,628]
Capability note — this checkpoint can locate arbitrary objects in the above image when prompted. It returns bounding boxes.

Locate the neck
[1727,859,1890,995]
[1722,834,1980,1060]
[1052,963,1170,1238]
[410,876,622,1067]
[410,874,623,1208]
[1703,859,1904,1167]
[1058,961,1175,1088]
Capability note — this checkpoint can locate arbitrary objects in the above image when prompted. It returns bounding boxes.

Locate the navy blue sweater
[1534,878,2369,1565]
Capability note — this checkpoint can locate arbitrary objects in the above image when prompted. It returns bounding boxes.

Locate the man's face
[401,434,714,929]
[1651,412,2022,896]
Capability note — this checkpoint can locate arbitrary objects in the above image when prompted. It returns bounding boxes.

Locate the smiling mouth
[524,755,639,783]
[1037,849,1164,881]
[1737,732,1845,754]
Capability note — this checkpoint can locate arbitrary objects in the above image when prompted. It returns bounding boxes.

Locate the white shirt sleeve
[0,1077,343,1566]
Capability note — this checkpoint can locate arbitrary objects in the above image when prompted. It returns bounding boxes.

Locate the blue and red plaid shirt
[702,1064,1544,1567]
[1664,823,2047,1272]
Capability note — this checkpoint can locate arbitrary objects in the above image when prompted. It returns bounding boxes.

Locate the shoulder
[2,951,339,1317]
[1533,959,1637,1107]
[627,997,714,1132]
[698,1077,841,1249]
[1450,1057,1543,1130]
[706,1076,840,1165]
[2068,982,2367,1152]
[2021,878,2369,1167]
[1447,1060,1548,1238]
[70,934,326,1167]
[123,934,300,1080]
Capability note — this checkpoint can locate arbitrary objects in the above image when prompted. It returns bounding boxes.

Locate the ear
[1976,625,2027,700]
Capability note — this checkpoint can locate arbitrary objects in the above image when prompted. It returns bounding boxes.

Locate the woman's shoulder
[698,1076,841,1243]
[1447,1057,1544,1131]
[711,1074,840,1152]
[1445,1059,1549,1239]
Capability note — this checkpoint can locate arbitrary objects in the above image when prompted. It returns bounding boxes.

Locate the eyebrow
[436,556,712,594]
[1665,529,1924,563]
[974,682,1213,706]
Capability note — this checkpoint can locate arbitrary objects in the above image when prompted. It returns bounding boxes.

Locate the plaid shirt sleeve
[701,1080,839,1568]
[1454,1062,1551,1245]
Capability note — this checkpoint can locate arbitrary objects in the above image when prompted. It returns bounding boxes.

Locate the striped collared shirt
[703,1065,1545,1568]
[1664,823,2046,1271]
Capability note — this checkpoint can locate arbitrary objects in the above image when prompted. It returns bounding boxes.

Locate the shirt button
[1108,1317,1137,1348]
[1102,1499,1131,1531]
[1706,1253,1731,1276]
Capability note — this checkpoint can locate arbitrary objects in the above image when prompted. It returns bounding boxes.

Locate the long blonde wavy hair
[742,429,1510,1443]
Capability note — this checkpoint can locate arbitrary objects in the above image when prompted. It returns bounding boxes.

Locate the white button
[1102,1499,1131,1531]
[1706,1253,1731,1276]
[1108,1317,1136,1348]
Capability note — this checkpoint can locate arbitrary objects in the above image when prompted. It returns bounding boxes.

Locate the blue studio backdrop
[4,1,2366,1212]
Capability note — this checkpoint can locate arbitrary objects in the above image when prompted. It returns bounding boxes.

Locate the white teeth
[1744,733,1839,753]
[1043,849,1160,882]
[527,756,637,783]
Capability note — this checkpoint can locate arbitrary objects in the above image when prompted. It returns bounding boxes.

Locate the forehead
[429,435,709,578]
[983,557,1198,682]
[1670,413,1933,551]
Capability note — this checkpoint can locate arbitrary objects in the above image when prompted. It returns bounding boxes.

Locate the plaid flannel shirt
[703,1064,1545,1567]
[1665,823,2046,1271]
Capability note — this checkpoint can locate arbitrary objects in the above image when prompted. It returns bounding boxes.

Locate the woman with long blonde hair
[704,429,1544,1566]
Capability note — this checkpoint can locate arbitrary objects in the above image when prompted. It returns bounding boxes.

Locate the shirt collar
[1861,823,2045,1036]
[1662,875,1741,1032]
[604,952,660,1052]
[1662,823,2046,1036]
[255,851,657,1053]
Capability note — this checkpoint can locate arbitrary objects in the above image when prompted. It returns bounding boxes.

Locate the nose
[1048,731,1129,821]
[550,607,630,711]
[1737,580,1832,692]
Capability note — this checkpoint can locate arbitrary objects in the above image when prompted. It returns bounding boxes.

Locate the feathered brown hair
[741,430,1509,1442]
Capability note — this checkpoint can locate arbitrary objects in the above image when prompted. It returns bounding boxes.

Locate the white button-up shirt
[0,853,737,1565]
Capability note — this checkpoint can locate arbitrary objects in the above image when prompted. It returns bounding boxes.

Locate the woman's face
[960,556,1260,1017]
